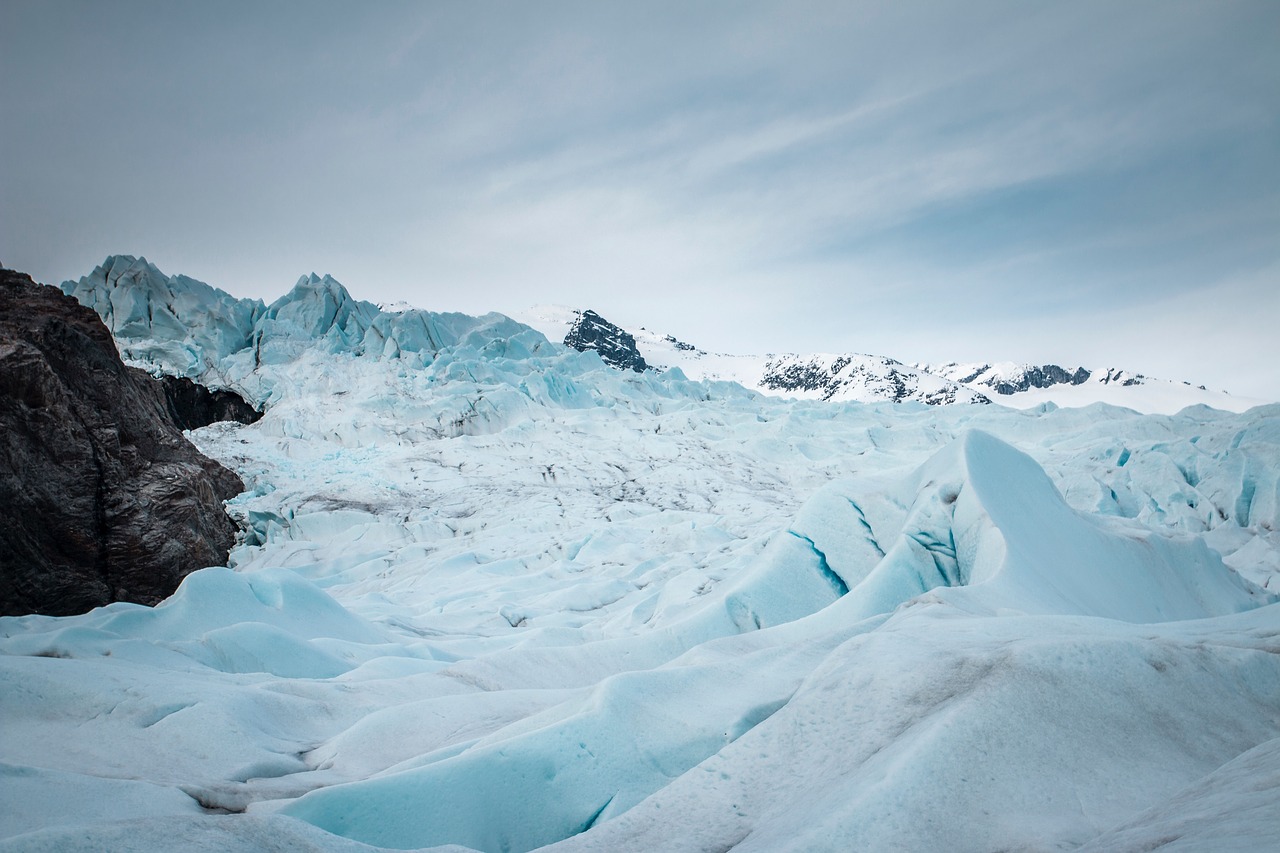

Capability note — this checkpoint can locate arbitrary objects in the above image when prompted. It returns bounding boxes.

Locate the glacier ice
[3,261,1279,851]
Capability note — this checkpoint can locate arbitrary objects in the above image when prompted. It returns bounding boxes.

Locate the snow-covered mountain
[915,359,1262,413]
[520,305,992,406]
[3,256,1279,851]
[519,304,1263,414]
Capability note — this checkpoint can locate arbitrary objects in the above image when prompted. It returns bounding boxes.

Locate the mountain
[4,256,1278,851]
[520,305,991,406]
[914,360,1263,413]
[519,305,1262,414]
[62,261,1259,414]
[563,310,650,373]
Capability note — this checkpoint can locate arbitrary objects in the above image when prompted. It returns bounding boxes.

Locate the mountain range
[519,305,1259,413]
[60,256,1263,414]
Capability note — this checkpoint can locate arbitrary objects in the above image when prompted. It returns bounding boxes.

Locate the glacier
[2,257,1279,852]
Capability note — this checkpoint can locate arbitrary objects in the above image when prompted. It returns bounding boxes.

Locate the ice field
[2,259,1278,851]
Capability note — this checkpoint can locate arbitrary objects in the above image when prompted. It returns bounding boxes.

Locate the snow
[4,262,1279,851]
[921,359,1266,414]
[519,305,1265,414]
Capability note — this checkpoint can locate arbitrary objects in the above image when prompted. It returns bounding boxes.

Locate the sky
[3,1,1278,399]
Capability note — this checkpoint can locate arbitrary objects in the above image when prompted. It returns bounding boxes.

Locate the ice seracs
[61,255,264,380]
[63,256,545,406]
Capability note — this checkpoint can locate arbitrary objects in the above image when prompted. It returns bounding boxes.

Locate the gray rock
[159,375,262,431]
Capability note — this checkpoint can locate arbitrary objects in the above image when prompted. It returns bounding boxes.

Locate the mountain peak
[563,309,650,373]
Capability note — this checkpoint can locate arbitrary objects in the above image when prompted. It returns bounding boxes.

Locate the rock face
[159,375,262,431]
[563,310,649,373]
[0,268,245,616]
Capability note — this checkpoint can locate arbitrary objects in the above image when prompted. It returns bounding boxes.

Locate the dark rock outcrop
[0,268,244,616]
[986,364,1092,395]
[1097,367,1145,387]
[564,310,649,373]
[159,375,262,431]
[663,334,697,352]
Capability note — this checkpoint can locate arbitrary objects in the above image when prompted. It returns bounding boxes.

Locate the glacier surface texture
[2,256,1279,852]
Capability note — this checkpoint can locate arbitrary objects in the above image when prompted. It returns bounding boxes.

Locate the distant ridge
[516,305,1261,413]
[59,257,1265,413]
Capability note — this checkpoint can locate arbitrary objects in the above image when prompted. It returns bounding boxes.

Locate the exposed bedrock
[159,375,261,431]
[564,309,650,373]
[0,268,244,616]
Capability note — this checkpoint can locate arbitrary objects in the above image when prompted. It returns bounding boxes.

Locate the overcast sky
[3,1,1278,398]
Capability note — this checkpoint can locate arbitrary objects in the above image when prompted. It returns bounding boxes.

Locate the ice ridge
[63,256,550,404]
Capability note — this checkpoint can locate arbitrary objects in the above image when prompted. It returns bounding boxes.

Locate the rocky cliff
[0,268,244,616]
[563,309,650,373]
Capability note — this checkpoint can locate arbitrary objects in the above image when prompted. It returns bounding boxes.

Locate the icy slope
[269,431,1272,852]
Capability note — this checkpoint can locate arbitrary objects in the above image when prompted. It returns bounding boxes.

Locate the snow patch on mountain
[518,305,1264,413]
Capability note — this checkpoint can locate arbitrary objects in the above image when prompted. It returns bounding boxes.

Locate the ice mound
[821,430,1270,623]
[548,604,1280,853]
[0,567,392,675]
